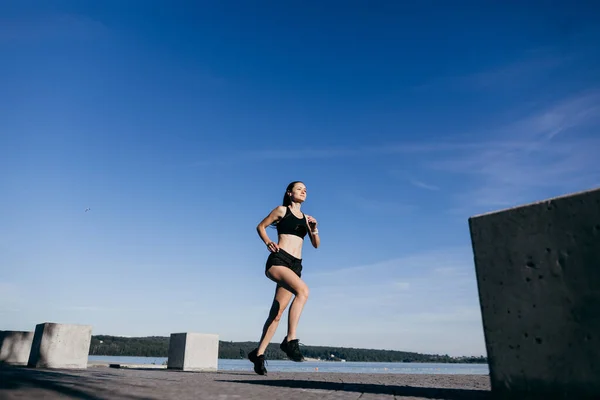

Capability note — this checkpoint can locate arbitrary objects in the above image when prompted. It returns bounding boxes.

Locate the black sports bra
[276,207,309,239]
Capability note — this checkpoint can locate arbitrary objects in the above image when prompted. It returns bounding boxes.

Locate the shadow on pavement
[218,378,492,400]
[0,366,148,400]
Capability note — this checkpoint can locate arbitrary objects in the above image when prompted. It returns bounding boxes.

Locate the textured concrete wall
[27,323,92,369]
[469,188,600,399]
[0,331,34,365]
[167,332,219,372]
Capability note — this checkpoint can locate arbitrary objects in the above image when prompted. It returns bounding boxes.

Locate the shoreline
[88,355,488,365]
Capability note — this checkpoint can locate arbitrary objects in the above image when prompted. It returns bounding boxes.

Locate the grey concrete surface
[469,187,600,399]
[167,332,219,372]
[27,323,93,369]
[0,331,34,365]
[0,365,492,400]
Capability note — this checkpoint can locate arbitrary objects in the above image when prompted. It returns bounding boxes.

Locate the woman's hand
[266,241,279,252]
[306,214,320,248]
[306,215,318,233]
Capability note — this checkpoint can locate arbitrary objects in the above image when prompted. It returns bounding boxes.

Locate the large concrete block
[468,187,600,399]
[167,332,219,372]
[0,331,34,365]
[27,323,92,369]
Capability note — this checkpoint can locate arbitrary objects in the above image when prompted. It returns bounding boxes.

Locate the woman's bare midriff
[277,234,305,258]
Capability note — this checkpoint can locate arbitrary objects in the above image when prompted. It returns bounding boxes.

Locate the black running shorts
[265,248,303,278]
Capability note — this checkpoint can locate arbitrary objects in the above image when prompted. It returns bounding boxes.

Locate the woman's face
[289,183,307,203]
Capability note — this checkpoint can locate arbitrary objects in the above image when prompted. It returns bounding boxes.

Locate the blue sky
[1,1,599,357]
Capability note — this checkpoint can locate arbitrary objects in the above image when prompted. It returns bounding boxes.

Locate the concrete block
[27,323,92,369]
[468,187,600,399]
[0,331,34,365]
[167,332,219,372]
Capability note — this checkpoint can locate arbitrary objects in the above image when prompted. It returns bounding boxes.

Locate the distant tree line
[89,336,487,364]
[90,336,169,358]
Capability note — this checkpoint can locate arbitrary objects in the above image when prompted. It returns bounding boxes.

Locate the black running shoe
[284,339,304,362]
[248,348,267,375]
[280,336,288,354]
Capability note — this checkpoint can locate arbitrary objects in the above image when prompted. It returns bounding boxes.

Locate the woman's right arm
[256,206,286,251]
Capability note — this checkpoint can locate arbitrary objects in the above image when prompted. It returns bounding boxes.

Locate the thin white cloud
[310,247,479,310]
[452,54,568,91]
[426,90,600,212]
[313,247,473,278]
[413,45,583,93]
[503,90,600,141]
[190,127,592,168]
[189,141,511,167]
[409,179,440,191]
[388,170,441,191]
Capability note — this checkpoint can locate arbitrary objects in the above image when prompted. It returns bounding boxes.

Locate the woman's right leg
[266,265,310,344]
[256,283,293,356]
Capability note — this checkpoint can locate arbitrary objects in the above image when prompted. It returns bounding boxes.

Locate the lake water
[88,356,489,375]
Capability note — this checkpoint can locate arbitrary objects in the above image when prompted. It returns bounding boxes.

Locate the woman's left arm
[306,215,320,249]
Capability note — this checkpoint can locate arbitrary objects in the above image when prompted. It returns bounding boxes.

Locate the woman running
[248,181,320,375]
